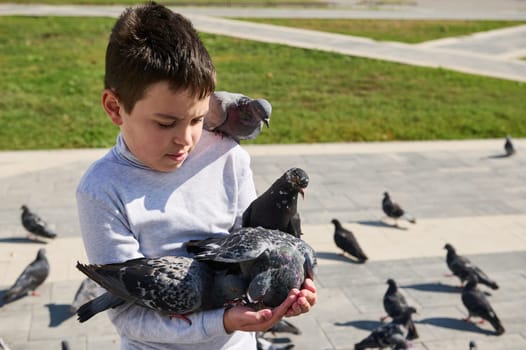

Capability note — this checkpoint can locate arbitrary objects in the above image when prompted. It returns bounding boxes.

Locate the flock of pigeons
[0,117,518,350]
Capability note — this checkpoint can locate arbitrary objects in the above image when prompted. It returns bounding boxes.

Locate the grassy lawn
[236,18,526,43]
[1,16,525,150]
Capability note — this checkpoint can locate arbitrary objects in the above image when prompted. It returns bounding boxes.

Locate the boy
[76,2,316,349]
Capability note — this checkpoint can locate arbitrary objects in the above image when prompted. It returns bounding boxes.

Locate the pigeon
[75,256,247,324]
[61,340,71,350]
[331,219,368,263]
[187,226,317,309]
[444,243,499,290]
[20,205,57,240]
[70,277,100,313]
[257,336,295,350]
[354,307,416,350]
[242,168,309,238]
[204,91,271,143]
[265,319,301,335]
[3,248,49,303]
[382,279,418,340]
[0,338,12,350]
[382,192,416,226]
[469,340,477,350]
[504,135,516,156]
[461,274,505,335]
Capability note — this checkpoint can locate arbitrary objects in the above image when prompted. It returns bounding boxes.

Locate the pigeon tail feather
[77,292,125,322]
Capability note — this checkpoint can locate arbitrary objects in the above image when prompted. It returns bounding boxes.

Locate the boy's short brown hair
[104,2,216,113]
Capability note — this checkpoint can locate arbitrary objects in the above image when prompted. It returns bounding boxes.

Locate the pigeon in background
[469,340,477,350]
[204,91,271,143]
[3,248,49,303]
[504,135,516,156]
[331,219,368,263]
[0,338,12,350]
[70,277,100,313]
[61,340,71,350]
[265,319,301,335]
[382,279,418,340]
[382,192,416,226]
[461,274,505,335]
[76,256,246,324]
[354,307,416,350]
[444,243,499,290]
[242,168,309,238]
[20,205,57,240]
[257,336,295,350]
[187,226,317,309]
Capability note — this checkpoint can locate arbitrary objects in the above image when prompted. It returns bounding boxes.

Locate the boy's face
[103,81,209,172]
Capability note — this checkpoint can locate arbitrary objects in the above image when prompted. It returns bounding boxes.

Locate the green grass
[236,18,526,43]
[1,16,525,150]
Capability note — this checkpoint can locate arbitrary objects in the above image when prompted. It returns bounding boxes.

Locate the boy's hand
[285,278,317,317]
[223,279,317,333]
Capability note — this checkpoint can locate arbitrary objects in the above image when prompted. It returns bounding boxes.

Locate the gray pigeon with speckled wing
[266,319,301,335]
[355,307,416,350]
[444,243,498,290]
[257,336,295,350]
[20,205,57,240]
[462,274,505,335]
[204,91,271,143]
[75,256,246,324]
[242,168,309,238]
[188,226,317,309]
[331,219,368,263]
[3,248,49,303]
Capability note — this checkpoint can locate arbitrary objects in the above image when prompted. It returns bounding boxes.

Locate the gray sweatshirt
[76,131,257,349]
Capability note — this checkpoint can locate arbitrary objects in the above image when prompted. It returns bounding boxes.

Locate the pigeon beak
[299,188,305,199]
[264,119,270,128]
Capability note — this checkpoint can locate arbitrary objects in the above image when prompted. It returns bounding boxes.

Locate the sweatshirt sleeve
[76,189,229,344]
[231,148,257,230]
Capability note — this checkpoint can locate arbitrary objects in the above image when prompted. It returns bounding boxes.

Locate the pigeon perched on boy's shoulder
[187,226,317,309]
[382,192,416,226]
[205,91,271,143]
[242,168,309,238]
[75,256,246,324]
[3,248,49,303]
[331,219,368,263]
[461,274,505,335]
[20,205,57,240]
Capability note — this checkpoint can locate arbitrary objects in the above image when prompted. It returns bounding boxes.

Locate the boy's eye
[191,117,204,126]
[157,121,176,128]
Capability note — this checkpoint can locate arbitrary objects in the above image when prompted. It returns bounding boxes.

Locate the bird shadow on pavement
[402,282,460,294]
[484,153,511,159]
[334,320,382,331]
[315,251,364,264]
[418,317,495,335]
[46,303,75,327]
[0,237,47,244]
[356,220,408,231]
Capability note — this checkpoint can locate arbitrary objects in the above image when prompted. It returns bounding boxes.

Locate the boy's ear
[102,89,123,126]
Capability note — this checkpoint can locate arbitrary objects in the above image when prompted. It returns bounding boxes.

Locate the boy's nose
[172,125,193,146]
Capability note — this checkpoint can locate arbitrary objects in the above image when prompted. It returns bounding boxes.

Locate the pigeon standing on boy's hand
[188,226,317,309]
[204,91,271,142]
[3,248,49,303]
[242,168,309,238]
[20,205,57,240]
